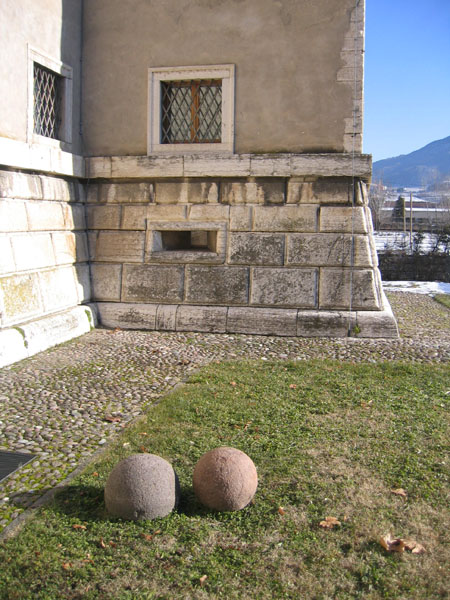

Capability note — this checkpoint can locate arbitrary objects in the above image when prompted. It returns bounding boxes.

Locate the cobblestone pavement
[0,292,449,532]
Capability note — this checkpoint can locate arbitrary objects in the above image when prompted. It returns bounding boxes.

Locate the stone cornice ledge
[0,136,84,178]
[87,153,372,180]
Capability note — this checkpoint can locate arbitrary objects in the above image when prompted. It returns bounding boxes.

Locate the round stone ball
[193,447,258,511]
[104,453,179,520]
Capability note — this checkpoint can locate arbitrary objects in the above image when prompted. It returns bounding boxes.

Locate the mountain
[372,136,450,187]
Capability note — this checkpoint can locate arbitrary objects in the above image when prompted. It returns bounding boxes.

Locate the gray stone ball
[104,453,179,520]
[193,446,258,511]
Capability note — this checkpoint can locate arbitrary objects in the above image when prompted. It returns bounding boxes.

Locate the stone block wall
[0,169,94,366]
[87,167,397,338]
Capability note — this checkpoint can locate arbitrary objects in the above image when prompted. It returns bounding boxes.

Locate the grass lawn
[0,360,449,599]
[434,294,450,310]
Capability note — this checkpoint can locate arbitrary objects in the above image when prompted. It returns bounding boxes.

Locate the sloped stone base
[96,297,398,339]
[0,305,96,368]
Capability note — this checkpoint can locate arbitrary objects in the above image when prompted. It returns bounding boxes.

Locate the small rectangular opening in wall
[157,230,217,252]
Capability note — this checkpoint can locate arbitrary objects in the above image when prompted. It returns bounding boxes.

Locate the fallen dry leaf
[108,327,122,334]
[140,533,153,541]
[199,575,208,586]
[109,541,117,548]
[92,472,99,477]
[289,384,297,389]
[104,415,121,423]
[99,538,107,549]
[391,488,408,499]
[61,562,72,570]
[403,539,426,554]
[380,535,405,553]
[380,534,426,554]
[72,524,86,531]
[230,381,237,387]
[139,446,147,452]
[319,516,341,529]
[139,432,148,436]
[278,506,285,516]
[243,421,252,431]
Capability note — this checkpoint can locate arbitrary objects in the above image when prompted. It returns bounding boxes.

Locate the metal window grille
[33,63,63,139]
[161,79,222,144]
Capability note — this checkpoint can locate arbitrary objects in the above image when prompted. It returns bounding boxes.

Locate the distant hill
[372,136,450,187]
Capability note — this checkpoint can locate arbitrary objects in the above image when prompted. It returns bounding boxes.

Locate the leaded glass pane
[161,80,222,144]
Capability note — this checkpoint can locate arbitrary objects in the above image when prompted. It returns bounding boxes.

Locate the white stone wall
[0,169,93,366]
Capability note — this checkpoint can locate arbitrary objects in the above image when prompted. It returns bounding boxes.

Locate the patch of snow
[383,281,450,295]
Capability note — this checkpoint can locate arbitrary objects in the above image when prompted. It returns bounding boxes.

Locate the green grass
[1,360,449,599]
[434,294,450,310]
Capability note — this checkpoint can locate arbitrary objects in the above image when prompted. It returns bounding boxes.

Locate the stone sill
[87,153,372,180]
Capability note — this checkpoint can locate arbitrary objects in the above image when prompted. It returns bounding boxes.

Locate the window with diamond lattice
[33,63,63,140]
[161,80,222,144]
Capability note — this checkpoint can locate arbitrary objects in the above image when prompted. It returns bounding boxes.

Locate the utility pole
[409,192,413,252]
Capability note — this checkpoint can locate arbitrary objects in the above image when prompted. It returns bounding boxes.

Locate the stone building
[0,0,398,367]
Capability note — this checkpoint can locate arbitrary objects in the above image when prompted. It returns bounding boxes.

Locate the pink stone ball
[193,447,258,511]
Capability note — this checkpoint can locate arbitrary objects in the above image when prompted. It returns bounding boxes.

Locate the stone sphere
[104,453,179,520]
[193,447,258,511]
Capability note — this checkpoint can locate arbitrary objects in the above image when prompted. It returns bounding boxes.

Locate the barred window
[33,63,63,140]
[161,80,222,144]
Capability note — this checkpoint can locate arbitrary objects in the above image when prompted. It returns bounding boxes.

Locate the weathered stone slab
[0,200,28,232]
[93,182,154,204]
[111,155,183,178]
[221,180,285,205]
[39,176,77,202]
[184,154,251,177]
[0,170,42,200]
[319,206,368,233]
[185,266,249,304]
[176,305,228,333]
[147,204,187,222]
[87,205,121,230]
[253,205,317,232]
[227,307,297,336]
[97,302,157,329]
[155,181,218,204]
[0,272,42,323]
[121,206,149,230]
[319,268,380,310]
[0,328,28,367]
[0,236,15,275]
[39,267,79,312]
[20,306,95,358]
[91,264,122,301]
[288,178,352,205]
[26,201,65,231]
[230,206,252,231]
[90,231,145,262]
[64,203,86,231]
[122,264,184,303]
[296,310,355,337]
[74,232,90,263]
[74,263,91,303]
[289,154,371,179]
[228,233,284,265]
[52,232,77,265]
[355,303,399,338]
[188,204,229,221]
[250,267,317,307]
[156,305,177,330]
[11,233,55,271]
[287,233,373,267]
[249,155,291,177]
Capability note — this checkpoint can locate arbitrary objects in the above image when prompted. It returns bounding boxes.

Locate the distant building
[0,0,398,366]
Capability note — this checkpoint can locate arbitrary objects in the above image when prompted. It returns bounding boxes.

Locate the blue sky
[364,0,450,162]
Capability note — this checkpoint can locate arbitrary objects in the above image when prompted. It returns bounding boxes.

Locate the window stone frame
[147,64,235,154]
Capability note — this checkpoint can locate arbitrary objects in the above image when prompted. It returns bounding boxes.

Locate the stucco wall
[0,0,83,155]
[82,0,364,156]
